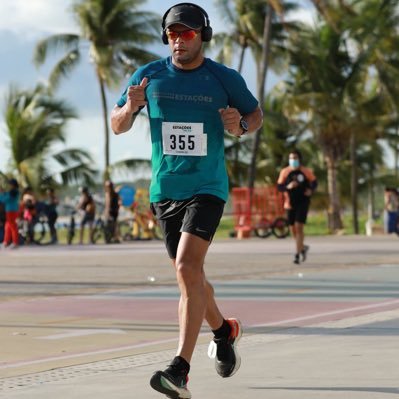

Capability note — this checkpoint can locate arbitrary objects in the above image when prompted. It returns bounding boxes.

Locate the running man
[111,3,263,398]
[277,149,317,264]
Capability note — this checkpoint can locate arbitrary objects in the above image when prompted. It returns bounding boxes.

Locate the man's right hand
[126,77,148,114]
[287,181,299,190]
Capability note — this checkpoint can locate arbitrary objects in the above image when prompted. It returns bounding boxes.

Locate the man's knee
[176,261,203,286]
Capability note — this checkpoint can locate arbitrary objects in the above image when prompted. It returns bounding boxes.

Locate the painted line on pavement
[252,298,399,328]
[1,298,399,370]
[36,329,126,340]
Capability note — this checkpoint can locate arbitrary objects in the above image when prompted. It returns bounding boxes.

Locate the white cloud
[287,8,317,26]
[0,121,10,172]
[0,0,78,39]
[56,114,151,168]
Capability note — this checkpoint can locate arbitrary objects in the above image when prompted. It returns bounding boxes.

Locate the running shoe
[301,245,309,262]
[150,369,191,399]
[293,253,300,264]
[208,318,243,378]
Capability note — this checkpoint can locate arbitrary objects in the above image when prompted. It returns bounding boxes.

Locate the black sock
[212,319,231,339]
[166,356,190,377]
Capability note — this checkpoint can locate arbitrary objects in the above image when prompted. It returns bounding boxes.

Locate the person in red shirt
[277,150,317,264]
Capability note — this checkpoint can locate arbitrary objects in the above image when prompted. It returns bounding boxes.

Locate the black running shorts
[286,200,310,225]
[150,194,225,259]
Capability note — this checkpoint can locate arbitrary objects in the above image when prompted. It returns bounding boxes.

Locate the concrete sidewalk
[2,308,399,399]
[1,235,399,398]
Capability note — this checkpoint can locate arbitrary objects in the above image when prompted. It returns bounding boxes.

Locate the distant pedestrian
[76,186,96,244]
[0,178,20,249]
[20,186,38,244]
[104,180,121,242]
[383,187,398,234]
[277,149,317,264]
[0,198,6,243]
[45,188,59,244]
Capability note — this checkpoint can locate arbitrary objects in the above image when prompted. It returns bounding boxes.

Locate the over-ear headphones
[161,2,213,44]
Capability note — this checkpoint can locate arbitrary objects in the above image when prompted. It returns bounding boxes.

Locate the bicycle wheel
[104,219,114,244]
[254,218,273,238]
[67,229,74,245]
[66,216,75,244]
[32,214,53,245]
[91,219,104,244]
[119,219,135,241]
[272,217,290,239]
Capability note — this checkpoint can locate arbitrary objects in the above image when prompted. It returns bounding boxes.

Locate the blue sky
[0,0,315,175]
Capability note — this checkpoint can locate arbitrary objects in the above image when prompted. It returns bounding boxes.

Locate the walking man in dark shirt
[278,150,317,264]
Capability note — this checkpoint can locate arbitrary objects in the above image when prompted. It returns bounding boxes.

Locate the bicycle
[63,209,76,245]
[253,216,290,239]
[18,212,53,246]
[91,216,115,244]
[118,211,163,241]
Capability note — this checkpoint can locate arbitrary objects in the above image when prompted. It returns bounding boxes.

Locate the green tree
[33,0,160,180]
[3,84,97,190]
[309,0,399,232]
[243,0,299,189]
[213,0,299,188]
[284,22,356,231]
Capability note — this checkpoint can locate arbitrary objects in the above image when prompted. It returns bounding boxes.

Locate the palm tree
[213,0,264,73]
[308,0,399,232]
[231,0,299,189]
[33,0,160,180]
[3,84,97,190]
[283,22,356,231]
[213,0,268,186]
[213,0,299,189]
[284,12,397,232]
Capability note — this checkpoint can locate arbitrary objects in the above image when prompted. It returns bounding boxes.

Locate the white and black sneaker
[150,368,191,398]
[208,318,243,378]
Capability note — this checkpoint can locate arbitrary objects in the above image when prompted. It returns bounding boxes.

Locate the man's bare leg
[294,222,305,254]
[172,232,223,362]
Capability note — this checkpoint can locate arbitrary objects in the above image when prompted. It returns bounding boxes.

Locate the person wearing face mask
[277,149,317,264]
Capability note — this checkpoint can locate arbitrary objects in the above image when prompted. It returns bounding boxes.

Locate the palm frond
[33,34,80,66]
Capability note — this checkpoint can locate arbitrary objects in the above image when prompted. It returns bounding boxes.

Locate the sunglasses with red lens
[166,29,199,41]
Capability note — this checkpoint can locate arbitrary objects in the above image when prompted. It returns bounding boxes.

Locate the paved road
[0,235,399,398]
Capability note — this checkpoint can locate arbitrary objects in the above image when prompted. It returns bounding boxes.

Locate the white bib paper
[162,122,207,156]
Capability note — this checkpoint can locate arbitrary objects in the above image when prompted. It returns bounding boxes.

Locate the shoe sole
[226,318,243,378]
[150,371,191,399]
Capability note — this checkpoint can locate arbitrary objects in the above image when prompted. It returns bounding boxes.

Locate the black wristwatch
[239,117,249,137]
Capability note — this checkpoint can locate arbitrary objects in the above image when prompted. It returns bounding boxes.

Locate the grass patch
[216,211,382,239]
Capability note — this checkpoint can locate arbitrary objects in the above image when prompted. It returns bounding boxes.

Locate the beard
[172,45,202,66]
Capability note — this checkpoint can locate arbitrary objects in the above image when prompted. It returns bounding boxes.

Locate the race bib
[162,122,207,156]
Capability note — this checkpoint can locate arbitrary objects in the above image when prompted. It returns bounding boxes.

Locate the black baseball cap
[164,4,205,30]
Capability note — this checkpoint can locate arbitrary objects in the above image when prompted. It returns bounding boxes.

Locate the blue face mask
[289,159,300,168]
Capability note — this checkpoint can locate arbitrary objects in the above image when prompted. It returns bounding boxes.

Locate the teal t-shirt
[116,57,258,202]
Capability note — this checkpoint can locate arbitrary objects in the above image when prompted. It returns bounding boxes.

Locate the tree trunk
[98,74,110,181]
[237,42,247,74]
[350,132,359,234]
[232,44,248,184]
[248,4,272,189]
[368,169,375,220]
[325,154,343,232]
[395,123,399,180]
